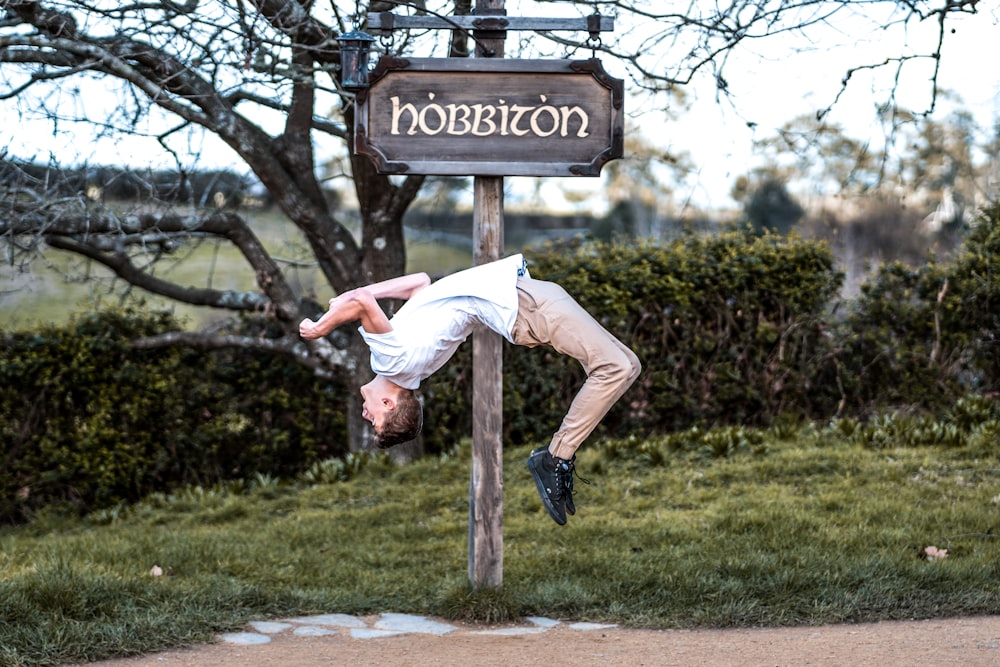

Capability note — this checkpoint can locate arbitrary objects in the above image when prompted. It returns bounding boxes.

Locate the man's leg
[512,278,641,460]
[515,278,641,524]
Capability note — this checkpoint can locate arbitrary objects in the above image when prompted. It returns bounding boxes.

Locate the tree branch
[533,0,981,112]
[225,90,347,138]
[46,234,274,313]
[130,329,344,380]
[1,199,302,319]
[0,34,213,126]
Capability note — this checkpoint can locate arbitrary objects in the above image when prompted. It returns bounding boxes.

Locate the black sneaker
[527,447,575,525]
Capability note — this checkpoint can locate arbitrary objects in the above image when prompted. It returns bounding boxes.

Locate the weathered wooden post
[468,0,507,589]
[356,8,621,590]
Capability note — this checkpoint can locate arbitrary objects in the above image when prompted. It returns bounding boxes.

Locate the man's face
[359,380,391,434]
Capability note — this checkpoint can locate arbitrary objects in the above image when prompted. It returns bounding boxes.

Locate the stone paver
[218,612,617,646]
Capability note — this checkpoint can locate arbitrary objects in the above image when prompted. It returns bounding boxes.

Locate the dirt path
[77,614,1000,666]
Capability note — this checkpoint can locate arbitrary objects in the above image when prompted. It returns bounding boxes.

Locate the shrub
[837,202,1000,414]
[0,309,345,523]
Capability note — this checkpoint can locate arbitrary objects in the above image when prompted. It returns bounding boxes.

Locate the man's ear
[382,396,396,411]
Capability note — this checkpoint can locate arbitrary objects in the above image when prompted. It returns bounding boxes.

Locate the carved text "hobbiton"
[389,93,590,139]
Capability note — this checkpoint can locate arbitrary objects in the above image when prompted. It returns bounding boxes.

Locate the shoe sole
[527,452,567,526]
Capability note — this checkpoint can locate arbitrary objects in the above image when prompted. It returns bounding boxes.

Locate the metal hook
[586,12,602,58]
[380,30,394,53]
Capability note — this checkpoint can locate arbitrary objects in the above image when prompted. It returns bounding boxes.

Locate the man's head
[360,376,423,448]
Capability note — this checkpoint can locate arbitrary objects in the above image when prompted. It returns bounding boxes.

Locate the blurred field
[0,207,474,330]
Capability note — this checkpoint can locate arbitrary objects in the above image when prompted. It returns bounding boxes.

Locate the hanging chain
[351,0,367,30]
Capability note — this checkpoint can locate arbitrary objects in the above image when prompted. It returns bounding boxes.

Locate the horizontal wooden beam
[368,13,614,33]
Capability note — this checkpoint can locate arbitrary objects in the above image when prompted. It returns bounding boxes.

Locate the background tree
[0,0,986,450]
[741,175,804,236]
[730,163,804,235]
[754,115,881,200]
[892,104,981,235]
[0,0,453,450]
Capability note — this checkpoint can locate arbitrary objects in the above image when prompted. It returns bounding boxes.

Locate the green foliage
[838,202,1000,413]
[826,396,1000,451]
[541,233,843,429]
[299,452,383,485]
[0,309,346,523]
[948,203,1000,386]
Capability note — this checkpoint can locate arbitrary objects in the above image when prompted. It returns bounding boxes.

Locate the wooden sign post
[359,2,620,590]
[467,0,506,590]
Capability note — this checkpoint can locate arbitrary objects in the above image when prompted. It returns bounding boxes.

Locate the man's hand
[299,318,325,340]
[299,291,362,340]
[298,287,392,339]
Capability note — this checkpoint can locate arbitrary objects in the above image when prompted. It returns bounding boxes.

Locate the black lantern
[337,29,376,90]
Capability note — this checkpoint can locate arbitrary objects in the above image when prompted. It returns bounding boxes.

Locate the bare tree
[0,0,451,450]
[0,0,985,450]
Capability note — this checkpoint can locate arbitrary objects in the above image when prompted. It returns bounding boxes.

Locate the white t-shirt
[359,254,529,389]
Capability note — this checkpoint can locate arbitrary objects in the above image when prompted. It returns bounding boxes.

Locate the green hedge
[0,311,345,522]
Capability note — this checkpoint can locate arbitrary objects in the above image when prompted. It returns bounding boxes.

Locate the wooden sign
[354,57,624,177]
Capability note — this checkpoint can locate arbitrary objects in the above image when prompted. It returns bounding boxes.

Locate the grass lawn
[3,420,1000,666]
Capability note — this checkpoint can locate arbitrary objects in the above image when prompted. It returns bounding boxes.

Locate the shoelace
[555,457,590,501]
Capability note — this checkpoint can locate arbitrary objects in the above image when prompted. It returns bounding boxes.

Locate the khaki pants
[511,278,641,460]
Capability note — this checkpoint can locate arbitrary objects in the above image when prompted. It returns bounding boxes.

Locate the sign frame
[354,56,624,177]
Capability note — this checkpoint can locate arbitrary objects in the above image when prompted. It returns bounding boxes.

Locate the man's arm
[364,272,431,300]
[298,272,431,340]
